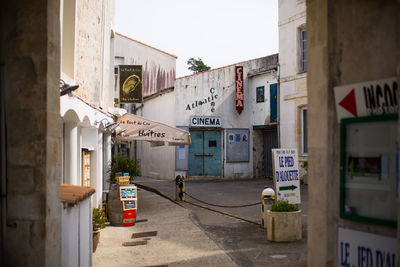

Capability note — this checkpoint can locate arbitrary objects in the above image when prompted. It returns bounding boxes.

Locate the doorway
[263,128,278,178]
[188,130,221,176]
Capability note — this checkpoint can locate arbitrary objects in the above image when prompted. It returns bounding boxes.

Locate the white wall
[115,33,177,97]
[137,91,176,179]
[278,0,308,155]
[249,73,277,125]
[61,197,92,267]
[174,56,278,178]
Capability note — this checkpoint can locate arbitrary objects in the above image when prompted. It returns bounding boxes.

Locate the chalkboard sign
[119,186,137,201]
[123,200,137,211]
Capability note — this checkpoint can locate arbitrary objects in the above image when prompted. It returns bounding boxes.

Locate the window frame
[300,107,308,155]
[256,86,265,103]
[298,26,307,73]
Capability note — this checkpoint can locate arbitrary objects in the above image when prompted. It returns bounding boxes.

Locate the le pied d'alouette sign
[334,77,398,122]
[272,149,301,204]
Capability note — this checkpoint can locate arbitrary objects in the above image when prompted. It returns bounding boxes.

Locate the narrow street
[94,177,308,266]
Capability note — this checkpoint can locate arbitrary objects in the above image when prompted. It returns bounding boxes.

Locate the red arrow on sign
[339,89,357,117]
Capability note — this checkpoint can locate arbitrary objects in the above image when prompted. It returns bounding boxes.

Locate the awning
[115,113,191,146]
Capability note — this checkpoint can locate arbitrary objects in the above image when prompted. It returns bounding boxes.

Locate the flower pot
[266,210,302,242]
[93,229,100,252]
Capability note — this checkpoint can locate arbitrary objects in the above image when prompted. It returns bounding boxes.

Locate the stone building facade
[306,0,400,265]
[278,0,308,179]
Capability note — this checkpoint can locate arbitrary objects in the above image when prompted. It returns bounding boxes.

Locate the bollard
[175,175,185,201]
[261,186,275,228]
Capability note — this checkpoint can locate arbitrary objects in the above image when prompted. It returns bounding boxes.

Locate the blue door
[270,83,278,122]
[188,130,221,176]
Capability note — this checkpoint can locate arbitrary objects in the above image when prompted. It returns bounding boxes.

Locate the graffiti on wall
[185,88,219,112]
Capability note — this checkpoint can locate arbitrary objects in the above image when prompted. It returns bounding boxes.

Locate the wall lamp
[95,118,119,130]
[60,79,79,96]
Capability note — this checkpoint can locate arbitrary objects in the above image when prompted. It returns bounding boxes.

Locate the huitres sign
[116,113,191,145]
[235,66,244,114]
[119,65,143,103]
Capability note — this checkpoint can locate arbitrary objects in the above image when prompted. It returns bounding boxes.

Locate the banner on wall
[119,65,143,103]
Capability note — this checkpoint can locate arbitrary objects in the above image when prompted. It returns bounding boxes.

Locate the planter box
[266,210,302,242]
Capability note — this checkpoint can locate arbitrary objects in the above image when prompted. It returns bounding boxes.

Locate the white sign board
[272,149,301,204]
[338,227,397,267]
[190,116,222,127]
[334,77,398,122]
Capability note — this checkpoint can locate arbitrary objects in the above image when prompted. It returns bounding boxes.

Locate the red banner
[235,66,244,114]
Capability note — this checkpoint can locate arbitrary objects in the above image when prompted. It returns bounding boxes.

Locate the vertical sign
[235,66,244,114]
[82,150,90,187]
[272,149,301,204]
[119,65,143,103]
[338,227,397,267]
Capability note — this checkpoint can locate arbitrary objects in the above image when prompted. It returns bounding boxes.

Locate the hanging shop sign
[190,116,222,127]
[272,149,301,204]
[338,227,397,267]
[119,65,143,103]
[334,77,398,122]
[235,66,244,114]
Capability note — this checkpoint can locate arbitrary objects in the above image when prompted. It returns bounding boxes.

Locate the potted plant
[108,153,140,184]
[266,200,302,242]
[92,207,106,252]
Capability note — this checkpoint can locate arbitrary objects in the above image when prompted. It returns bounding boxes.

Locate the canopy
[115,113,191,146]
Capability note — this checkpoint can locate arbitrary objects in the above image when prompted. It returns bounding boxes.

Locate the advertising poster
[119,185,137,201]
[119,65,142,103]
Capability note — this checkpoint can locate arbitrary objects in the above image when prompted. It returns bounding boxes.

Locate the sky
[115,0,278,78]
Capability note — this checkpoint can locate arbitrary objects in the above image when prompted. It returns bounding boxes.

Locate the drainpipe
[0,19,7,265]
[277,63,281,148]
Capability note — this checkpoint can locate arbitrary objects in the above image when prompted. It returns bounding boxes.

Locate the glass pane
[344,120,397,221]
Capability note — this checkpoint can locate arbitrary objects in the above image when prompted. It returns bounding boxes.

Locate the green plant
[108,153,140,184]
[93,207,106,230]
[270,200,299,212]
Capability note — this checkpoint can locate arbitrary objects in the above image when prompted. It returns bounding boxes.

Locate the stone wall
[307,0,399,265]
[1,0,62,265]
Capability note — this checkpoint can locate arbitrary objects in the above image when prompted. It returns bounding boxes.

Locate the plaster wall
[61,197,92,267]
[278,0,308,168]
[175,56,278,178]
[137,91,176,179]
[1,0,62,265]
[115,33,177,97]
[306,0,400,265]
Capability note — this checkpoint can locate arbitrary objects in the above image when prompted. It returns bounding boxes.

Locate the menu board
[123,200,137,211]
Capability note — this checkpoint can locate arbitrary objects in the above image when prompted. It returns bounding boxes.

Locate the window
[299,28,306,73]
[256,86,265,103]
[301,108,308,154]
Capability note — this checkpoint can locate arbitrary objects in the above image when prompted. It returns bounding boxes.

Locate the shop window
[256,86,265,103]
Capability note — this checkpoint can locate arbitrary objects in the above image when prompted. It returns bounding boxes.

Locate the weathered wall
[137,90,176,179]
[307,0,399,265]
[115,33,177,97]
[2,0,62,265]
[175,56,278,178]
[73,0,115,111]
[278,0,307,158]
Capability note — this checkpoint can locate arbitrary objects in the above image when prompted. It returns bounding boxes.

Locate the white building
[59,0,115,208]
[114,33,178,179]
[174,55,278,179]
[278,0,308,177]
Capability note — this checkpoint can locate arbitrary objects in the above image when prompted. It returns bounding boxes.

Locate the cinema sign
[190,116,222,128]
